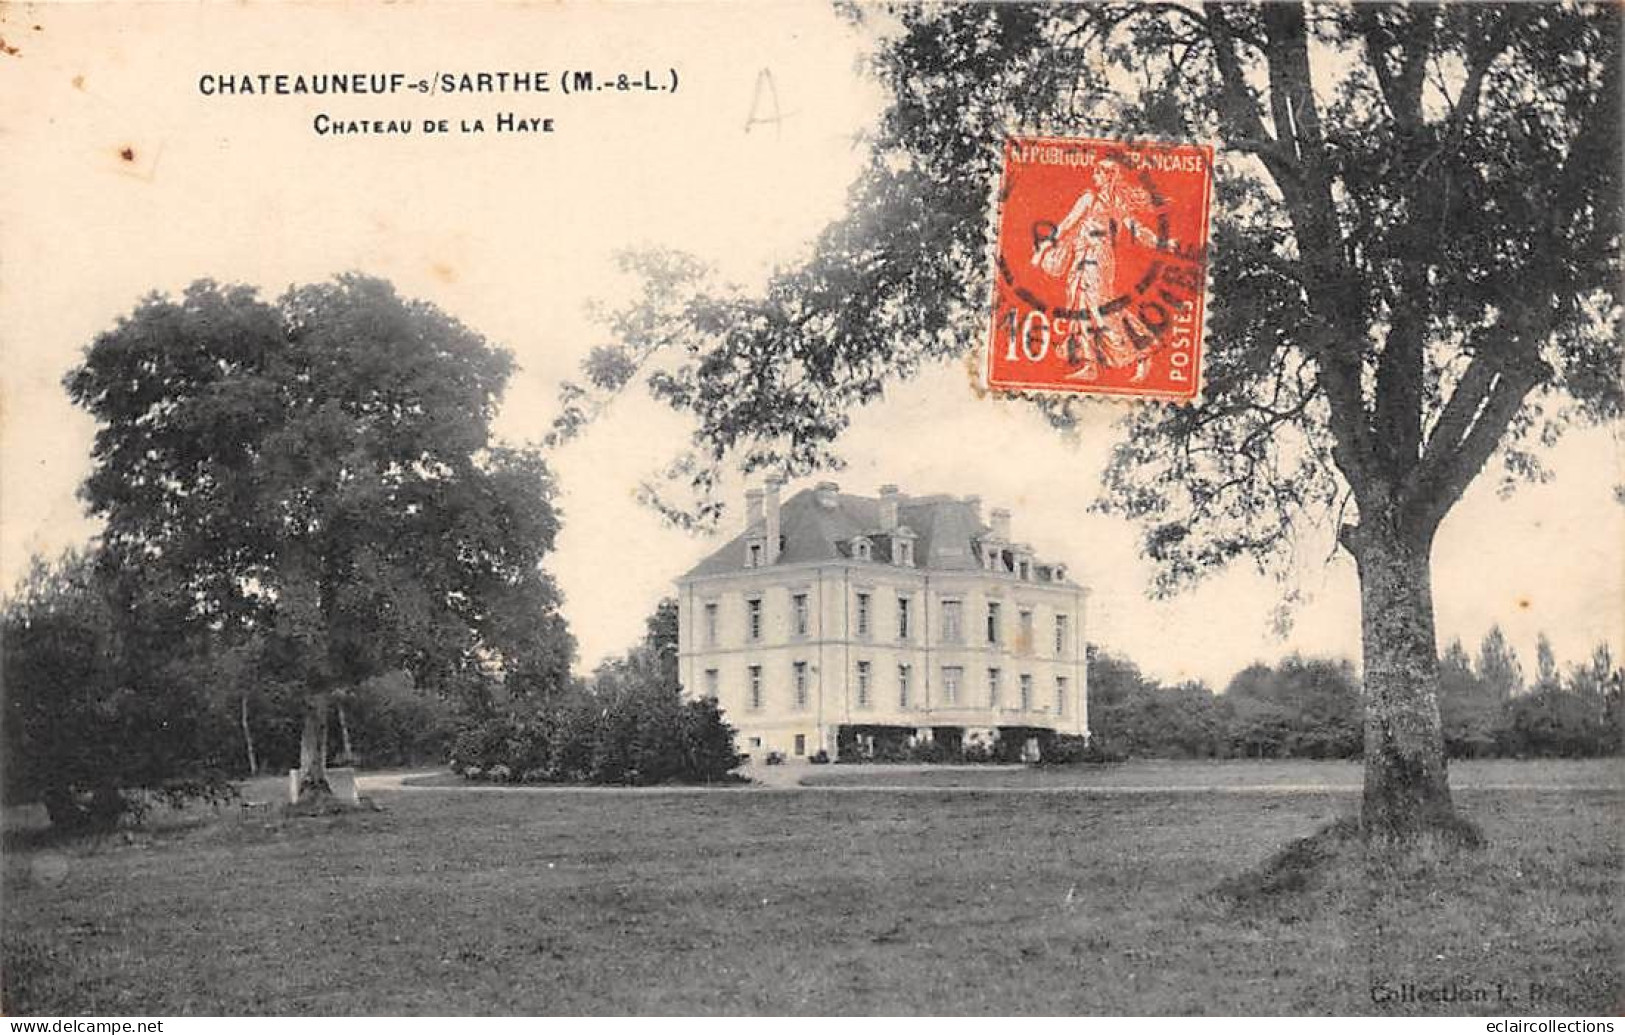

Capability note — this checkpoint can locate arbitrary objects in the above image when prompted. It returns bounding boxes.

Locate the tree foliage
[451,597,744,785]
[65,277,574,725]
[1224,657,1363,759]
[553,4,1619,554]
[1084,634,1622,762]
[2,551,235,828]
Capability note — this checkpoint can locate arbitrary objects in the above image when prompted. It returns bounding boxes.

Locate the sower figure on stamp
[1030,159,1157,382]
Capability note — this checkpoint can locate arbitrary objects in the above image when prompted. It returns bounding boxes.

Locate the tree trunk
[296,692,333,801]
[335,697,355,765]
[240,692,259,776]
[1348,520,1460,846]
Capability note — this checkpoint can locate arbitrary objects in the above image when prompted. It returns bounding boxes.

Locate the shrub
[906,739,961,764]
[450,679,744,786]
[1039,734,1127,766]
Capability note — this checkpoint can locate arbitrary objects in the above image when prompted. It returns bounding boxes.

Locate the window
[987,668,1001,708]
[748,542,762,567]
[987,602,1002,645]
[856,661,872,708]
[1056,676,1069,716]
[853,538,872,561]
[856,592,871,637]
[942,599,963,643]
[748,665,763,710]
[794,733,806,757]
[1018,609,1034,652]
[704,668,719,700]
[793,593,809,636]
[749,736,763,749]
[942,666,962,705]
[703,602,718,646]
[793,661,809,709]
[897,595,912,640]
[898,664,912,710]
[747,598,762,642]
[1055,614,1070,655]
[1019,673,1033,710]
[896,539,914,566]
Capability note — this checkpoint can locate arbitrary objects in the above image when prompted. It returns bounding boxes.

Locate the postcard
[2,1,1619,1021]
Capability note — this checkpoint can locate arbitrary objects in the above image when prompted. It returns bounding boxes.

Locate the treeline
[1087,628,1623,760]
[3,558,735,823]
[2,549,525,820]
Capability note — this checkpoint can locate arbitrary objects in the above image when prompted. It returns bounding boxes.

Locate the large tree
[67,275,573,801]
[551,3,1620,844]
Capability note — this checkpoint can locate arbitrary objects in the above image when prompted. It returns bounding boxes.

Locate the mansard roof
[679,487,1073,582]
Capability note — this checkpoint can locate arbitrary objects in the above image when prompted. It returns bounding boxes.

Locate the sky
[2,2,1620,691]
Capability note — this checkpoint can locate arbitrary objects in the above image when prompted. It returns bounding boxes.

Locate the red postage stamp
[986,135,1214,401]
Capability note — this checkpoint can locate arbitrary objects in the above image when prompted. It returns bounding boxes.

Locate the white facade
[675,481,1088,760]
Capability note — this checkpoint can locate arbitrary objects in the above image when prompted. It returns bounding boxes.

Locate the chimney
[764,476,782,563]
[815,481,840,509]
[878,484,900,530]
[991,506,1012,541]
[745,488,764,529]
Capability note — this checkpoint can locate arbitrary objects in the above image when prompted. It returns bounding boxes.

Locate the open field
[2,761,1620,1015]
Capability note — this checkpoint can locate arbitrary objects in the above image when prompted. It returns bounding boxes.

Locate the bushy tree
[1224,656,1362,759]
[1087,651,1228,757]
[1477,625,1526,700]
[65,276,573,801]
[342,672,461,768]
[2,551,233,829]
[1438,639,1499,758]
[1498,644,1622,756]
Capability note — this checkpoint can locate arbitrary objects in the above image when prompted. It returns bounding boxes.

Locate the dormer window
[747,541,763,568]
[852,537,872,561]
[891,527,916,567]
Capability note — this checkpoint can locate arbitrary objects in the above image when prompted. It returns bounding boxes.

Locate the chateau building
[675,480,1089,761]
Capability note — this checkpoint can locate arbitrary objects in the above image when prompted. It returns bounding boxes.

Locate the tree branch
[1371,272,1429,480]
[1204,4,1301,190]
[1355,6,1435,130]
[1252,3,1387,510]
[1404,306,1557,534]
[1407,364,1545,534]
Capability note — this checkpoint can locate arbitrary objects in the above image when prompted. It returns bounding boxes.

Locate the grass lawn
[795,757,1625,790]
[2,763,1619,1015]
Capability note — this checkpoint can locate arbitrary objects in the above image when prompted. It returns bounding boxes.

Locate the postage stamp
[986,135,1214,401]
